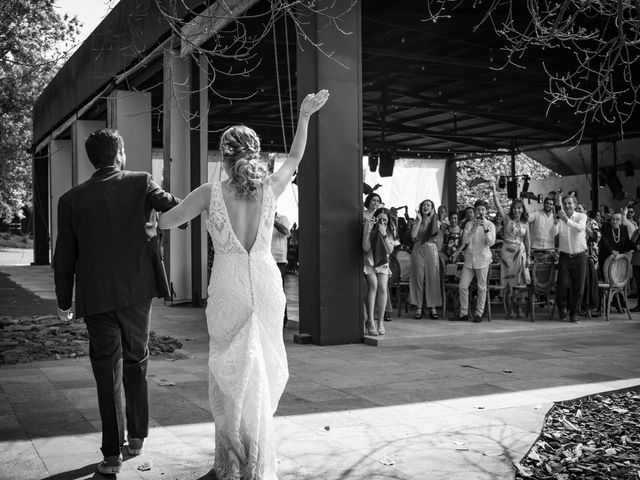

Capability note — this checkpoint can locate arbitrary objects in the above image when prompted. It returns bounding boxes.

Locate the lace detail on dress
[205,177,288,480]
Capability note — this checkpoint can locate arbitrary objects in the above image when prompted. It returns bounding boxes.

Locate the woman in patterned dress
[492,184,531,317]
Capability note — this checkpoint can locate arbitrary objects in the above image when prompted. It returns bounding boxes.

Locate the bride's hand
[300,90,330,116]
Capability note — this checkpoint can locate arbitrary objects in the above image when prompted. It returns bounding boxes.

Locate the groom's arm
[147,178,181,213]
[146,178,189,229]
[53,195,77,311]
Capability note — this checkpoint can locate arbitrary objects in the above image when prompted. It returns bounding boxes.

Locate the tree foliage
[0,0,79,222]
[456,154,558,213]
[425,1,640,141]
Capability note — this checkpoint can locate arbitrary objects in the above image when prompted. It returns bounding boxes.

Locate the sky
[54,0,118,46]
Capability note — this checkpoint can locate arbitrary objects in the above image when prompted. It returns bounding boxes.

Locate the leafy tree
[0,0,79,223]
[425,1,640,141]
[456,153,558,213]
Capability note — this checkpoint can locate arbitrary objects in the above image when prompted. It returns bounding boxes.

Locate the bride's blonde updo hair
[219,125,267,198]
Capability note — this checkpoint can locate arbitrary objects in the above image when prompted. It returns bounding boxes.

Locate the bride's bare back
[220,180,264,252]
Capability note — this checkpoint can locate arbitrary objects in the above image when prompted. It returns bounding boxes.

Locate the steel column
[296,1,363,345]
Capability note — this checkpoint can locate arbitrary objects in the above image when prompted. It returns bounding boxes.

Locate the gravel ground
[0,271,182,365]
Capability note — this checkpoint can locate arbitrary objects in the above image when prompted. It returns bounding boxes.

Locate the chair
[390,248,412,316]
[441,257,462,319]
[484,263,503,321]
[525,261,556,322]
[598,254,633,321]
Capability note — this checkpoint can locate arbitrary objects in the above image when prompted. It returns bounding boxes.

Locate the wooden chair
[525,261,556,322]
[390,249,412,317]
[441,257,462,319]
[484,263,503,321]
[598,254,633,321]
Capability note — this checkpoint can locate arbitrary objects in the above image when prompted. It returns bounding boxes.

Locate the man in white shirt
[622,203,638,239]
[453,199,496,323]
[271,213,291,326]
[528,197,558,261]
[556,195,588,323]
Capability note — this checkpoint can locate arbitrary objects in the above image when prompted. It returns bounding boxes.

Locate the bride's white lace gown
[205,179,289,479]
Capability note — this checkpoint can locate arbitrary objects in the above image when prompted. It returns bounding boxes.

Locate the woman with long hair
[159,90,329,479]
[409,199,442,319]
[362,207,396,335]
[364,193,383,223]
[492,184,531,317]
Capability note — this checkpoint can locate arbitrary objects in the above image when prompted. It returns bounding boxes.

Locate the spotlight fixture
[368,154,379,172]
[498,176,506,189]
[379,146,397,177]
[624,161,635,177]
[522,175,530,193]
[598,170,607,188]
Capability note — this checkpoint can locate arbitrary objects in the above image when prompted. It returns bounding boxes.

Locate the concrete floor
[1,250,639,480]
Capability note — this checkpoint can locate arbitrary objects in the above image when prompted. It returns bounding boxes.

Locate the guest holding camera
[363,208,396,335]
[453,199,496,322]
[556,195,588,323]
[409,200,442,319]
[528,196,558,263]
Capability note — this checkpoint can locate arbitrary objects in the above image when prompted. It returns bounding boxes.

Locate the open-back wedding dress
[205,178,289,479]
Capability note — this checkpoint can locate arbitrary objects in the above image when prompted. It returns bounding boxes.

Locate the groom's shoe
[97,454,122,474]
[127,438,144,456]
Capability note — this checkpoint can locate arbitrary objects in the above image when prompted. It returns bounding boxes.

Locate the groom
[53,128,180,474]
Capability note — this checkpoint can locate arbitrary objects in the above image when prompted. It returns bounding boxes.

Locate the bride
[159,90,329,479]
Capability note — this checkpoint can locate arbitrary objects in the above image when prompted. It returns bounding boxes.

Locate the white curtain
[363,157,447,212]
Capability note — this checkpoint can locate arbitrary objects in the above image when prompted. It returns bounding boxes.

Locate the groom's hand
[57,307,74,322]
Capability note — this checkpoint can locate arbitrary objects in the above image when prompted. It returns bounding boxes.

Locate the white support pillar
[72,120,106,185]
[49,140,73,259]
[163,48,191,302]
[107,90,152,173]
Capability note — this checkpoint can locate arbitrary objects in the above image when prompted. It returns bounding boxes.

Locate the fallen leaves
[515,388,640,479]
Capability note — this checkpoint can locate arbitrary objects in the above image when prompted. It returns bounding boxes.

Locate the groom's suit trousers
[84,299,152,457]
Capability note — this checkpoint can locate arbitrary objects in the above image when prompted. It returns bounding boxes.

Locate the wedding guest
[581,209,601,316]
[492,184,531,317]
[436,204,449,252]
[622,203,638,239]
[363,192,383,223]
[442,211,462,262]
[459,206,475,230]
[363,193,392,321]
[409,199,442,319]
[363,207,396,335]
[453,199,496,322]
[600,212,634,313]
[556,195,588,323]
[272,212,291,326]
[528,197,558,262]
[600,212,633,271]
[631,227,640,312]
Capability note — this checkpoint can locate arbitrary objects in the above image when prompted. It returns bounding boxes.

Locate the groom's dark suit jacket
[54,166,180,317]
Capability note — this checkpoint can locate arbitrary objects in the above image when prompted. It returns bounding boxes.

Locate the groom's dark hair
[85,128,124,168]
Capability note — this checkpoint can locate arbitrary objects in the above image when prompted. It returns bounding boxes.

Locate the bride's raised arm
[158,183,212,229]
[270,90,329,199]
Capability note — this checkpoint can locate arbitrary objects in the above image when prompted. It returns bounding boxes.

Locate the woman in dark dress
[599,212,632,271]
[599,212,633,312]
[580,207,601,315]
